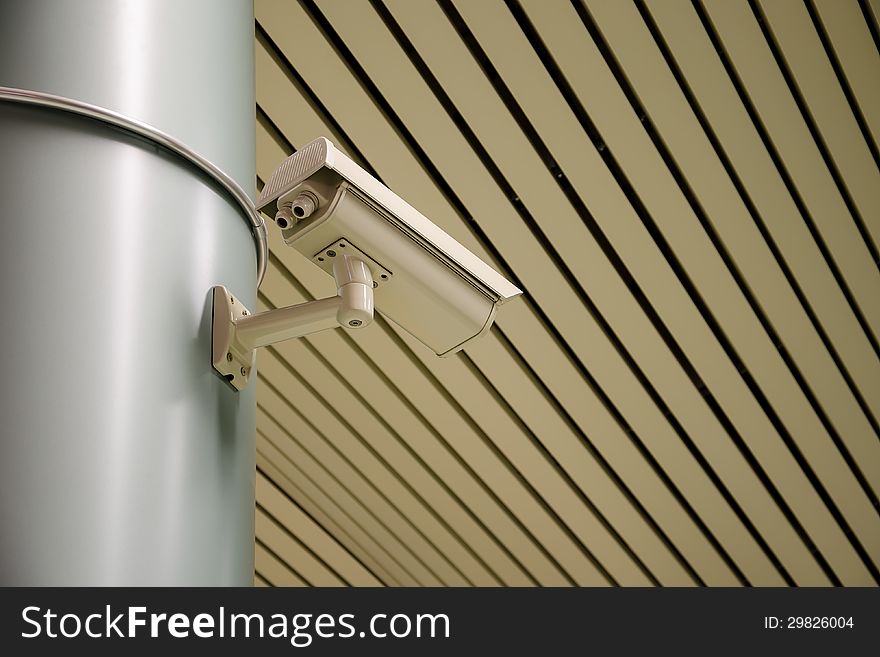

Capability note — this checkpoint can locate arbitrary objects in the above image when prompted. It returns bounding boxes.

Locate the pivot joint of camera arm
[211,254,374,390]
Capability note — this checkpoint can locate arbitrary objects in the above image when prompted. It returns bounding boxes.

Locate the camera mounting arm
[211,254,374,390]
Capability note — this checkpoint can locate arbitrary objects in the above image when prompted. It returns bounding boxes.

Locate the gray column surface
[0,0,258,585]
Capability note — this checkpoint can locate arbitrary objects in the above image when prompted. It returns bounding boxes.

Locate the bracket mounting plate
[311,238,392,288]
[211,285,255,391]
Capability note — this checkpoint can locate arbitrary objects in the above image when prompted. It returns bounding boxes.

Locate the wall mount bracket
[212,254,375,391]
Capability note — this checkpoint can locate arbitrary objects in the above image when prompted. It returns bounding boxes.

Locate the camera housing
[257,137,522,356]
[212,137,522,391]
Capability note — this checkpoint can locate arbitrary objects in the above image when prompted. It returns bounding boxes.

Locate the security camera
[212,137,521,390]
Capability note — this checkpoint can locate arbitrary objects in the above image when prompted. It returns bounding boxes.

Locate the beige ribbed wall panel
[587,0,878,583]
[649,0,880,460]
[257,437,402,585]
[255,541,307,587]
[515,0,834,587]
[703,1,880,341]
[760,0,880,251]
[812,0,880,150]
[251,0,880,587]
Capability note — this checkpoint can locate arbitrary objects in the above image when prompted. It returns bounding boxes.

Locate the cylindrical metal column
[0,1,258,585]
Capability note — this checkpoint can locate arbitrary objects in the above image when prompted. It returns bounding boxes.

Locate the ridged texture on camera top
[257,137,329,209]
